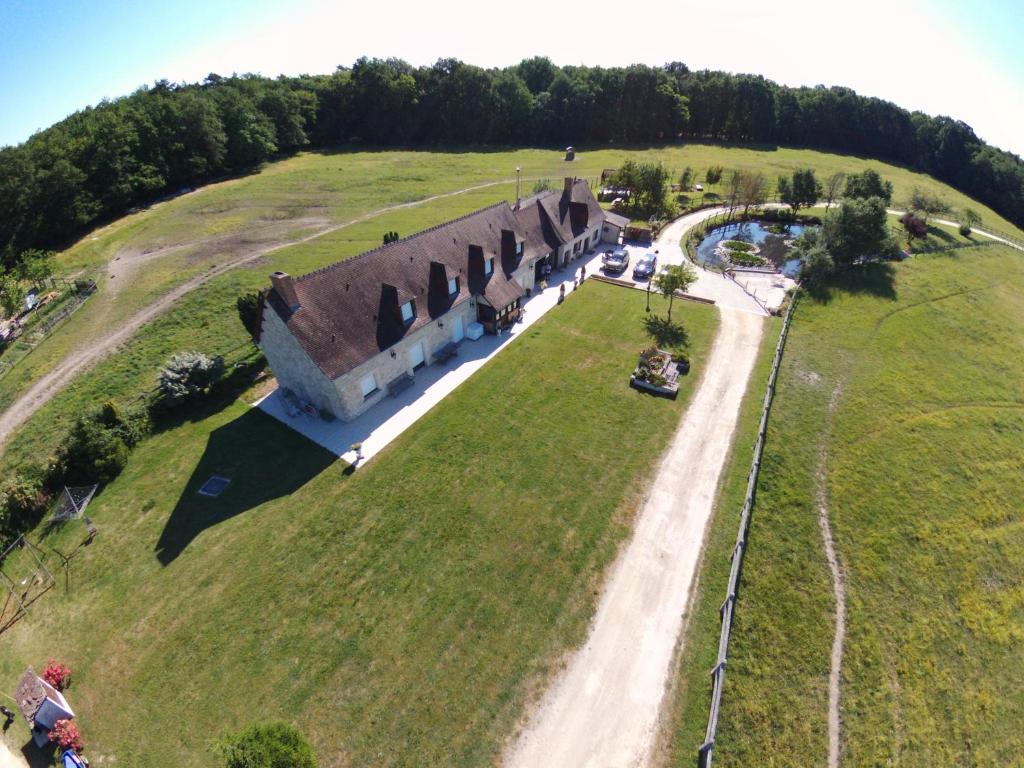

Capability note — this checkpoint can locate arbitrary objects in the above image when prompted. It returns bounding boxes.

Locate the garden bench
[387,373,415,397]
[433,342,458,362]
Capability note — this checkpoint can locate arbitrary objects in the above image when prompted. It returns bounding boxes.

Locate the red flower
[49,719,83,752]
[42,659,72,691]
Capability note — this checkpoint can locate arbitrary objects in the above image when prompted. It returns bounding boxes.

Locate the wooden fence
[696,290,799,768]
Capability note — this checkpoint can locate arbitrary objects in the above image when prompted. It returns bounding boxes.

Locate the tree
[15,249,55,286]
[705,166,723,185]
[738,171,768,214]
[679,167,693,189]
[900,211,928,245]
[723,170,743,217]
[653,263,697,321]
[843,169,893,204]
[959,207,981,236]
[0,272,21,317]
[908,187,950,225]
[824,172,845,211]
[220,722,317,768]
[56,415,130,485]
[823,197,898,265]
[156,351,225,409]
[782,168,821,212]
[236,291,262,338]
[609,160,670,215]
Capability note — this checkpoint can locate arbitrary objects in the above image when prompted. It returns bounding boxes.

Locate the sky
[2,0,1023,156]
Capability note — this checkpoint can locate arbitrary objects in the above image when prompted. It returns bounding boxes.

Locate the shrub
[42,660,72,691]
[49,719,83,752]
[220,722,317,768]
[959,223,972,237]
[236,291,262,338]
[0,477,49,540]
[56,416,130,486]
[900,211,928,243]
[156,352,225,410]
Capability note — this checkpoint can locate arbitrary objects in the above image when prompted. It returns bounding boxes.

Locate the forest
[2,56,1022,270]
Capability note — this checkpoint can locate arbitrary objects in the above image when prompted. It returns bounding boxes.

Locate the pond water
[696,221,813,277]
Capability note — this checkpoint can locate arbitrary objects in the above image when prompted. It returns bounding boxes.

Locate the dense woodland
[2,56,1023,269]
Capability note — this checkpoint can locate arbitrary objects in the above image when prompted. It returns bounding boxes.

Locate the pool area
[696,220,813,277]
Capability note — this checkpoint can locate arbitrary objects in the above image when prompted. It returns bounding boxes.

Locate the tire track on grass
[0,179,510,452]
[816,379,847,768]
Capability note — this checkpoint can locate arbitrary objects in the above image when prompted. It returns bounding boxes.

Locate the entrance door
[451,316,464,343]
[409,341,425,370]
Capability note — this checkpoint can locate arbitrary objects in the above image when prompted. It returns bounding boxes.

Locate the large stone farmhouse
[256,177,623,422]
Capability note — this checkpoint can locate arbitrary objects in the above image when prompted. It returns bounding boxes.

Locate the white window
[516,241,523,255]
[401,300,414,323]
[485,258,493,276]
[447,277,458,295]
[360,373,378,398]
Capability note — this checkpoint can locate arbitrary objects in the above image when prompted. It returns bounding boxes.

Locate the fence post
[695,290,800,768]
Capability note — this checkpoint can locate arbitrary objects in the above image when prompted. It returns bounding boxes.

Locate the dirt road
[0,180,509,452]
[505,306,765,768]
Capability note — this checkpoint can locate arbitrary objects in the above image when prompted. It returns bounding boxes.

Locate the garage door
[409,341,425,370]
[451,316,464,343]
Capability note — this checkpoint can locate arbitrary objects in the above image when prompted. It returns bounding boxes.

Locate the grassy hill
[666,240,1024,765]
[0,283,718,766]
[4,143,1024,475]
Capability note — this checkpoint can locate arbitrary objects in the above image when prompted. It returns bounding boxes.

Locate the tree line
[2,56,1023,272]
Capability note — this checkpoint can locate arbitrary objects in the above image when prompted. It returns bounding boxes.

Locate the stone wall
[259,306,344,416]
[332,299,478,421]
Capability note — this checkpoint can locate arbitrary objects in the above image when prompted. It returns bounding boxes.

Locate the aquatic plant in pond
[696,220,814,275]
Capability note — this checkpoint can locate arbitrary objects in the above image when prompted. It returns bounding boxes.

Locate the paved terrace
[256,206,793,464]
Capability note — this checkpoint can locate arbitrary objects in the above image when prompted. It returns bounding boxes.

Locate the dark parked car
[603,248,630,273]
[633,252,658,280]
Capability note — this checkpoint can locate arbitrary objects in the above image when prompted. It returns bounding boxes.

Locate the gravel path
[505,303,765,768]
[0,180,509,452]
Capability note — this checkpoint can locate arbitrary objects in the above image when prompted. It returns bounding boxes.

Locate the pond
[696,220,814,277]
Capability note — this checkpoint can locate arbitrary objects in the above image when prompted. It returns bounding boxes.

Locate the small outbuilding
[601,210,630,244]
[16,668,74,747]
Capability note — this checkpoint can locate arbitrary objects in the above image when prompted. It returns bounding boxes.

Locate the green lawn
[4,143,1023,466]
[667,243,1024,766]
[0,282,718,767]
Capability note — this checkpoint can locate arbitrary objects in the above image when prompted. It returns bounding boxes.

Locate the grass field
[666,242,1024,766]
[0,282,718,767]
[4,143,1024,473]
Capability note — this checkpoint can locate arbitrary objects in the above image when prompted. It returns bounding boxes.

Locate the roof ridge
[296,200,512,283]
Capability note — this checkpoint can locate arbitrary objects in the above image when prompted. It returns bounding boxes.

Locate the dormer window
[516,242,523,255]
[401,300,414,324]
[484,258,493,276]
[448,277,458,296]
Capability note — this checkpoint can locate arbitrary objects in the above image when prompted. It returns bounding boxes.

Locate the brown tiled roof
[16,669,45,725]
[261,181,604,380]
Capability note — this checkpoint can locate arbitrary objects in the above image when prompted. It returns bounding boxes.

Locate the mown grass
[667,243,1024,766]
[4,143,1022,449]
[0,282,718,767]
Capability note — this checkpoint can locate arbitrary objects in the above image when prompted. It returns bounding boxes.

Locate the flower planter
[630,347,689,399]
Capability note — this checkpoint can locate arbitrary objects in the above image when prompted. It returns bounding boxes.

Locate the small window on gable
[401,300,414,323]
[360,373,378,398]
[516,241,523,255]
[485,258,493,276]
[448,277,458,296]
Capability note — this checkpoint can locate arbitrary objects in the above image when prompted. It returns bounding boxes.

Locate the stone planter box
[629,348,689,399]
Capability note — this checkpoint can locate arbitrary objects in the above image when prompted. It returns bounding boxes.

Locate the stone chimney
[270,271,300,311]
[563,176,574,196]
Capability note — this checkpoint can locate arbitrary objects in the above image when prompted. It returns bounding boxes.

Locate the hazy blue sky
[2,0,1022,155]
